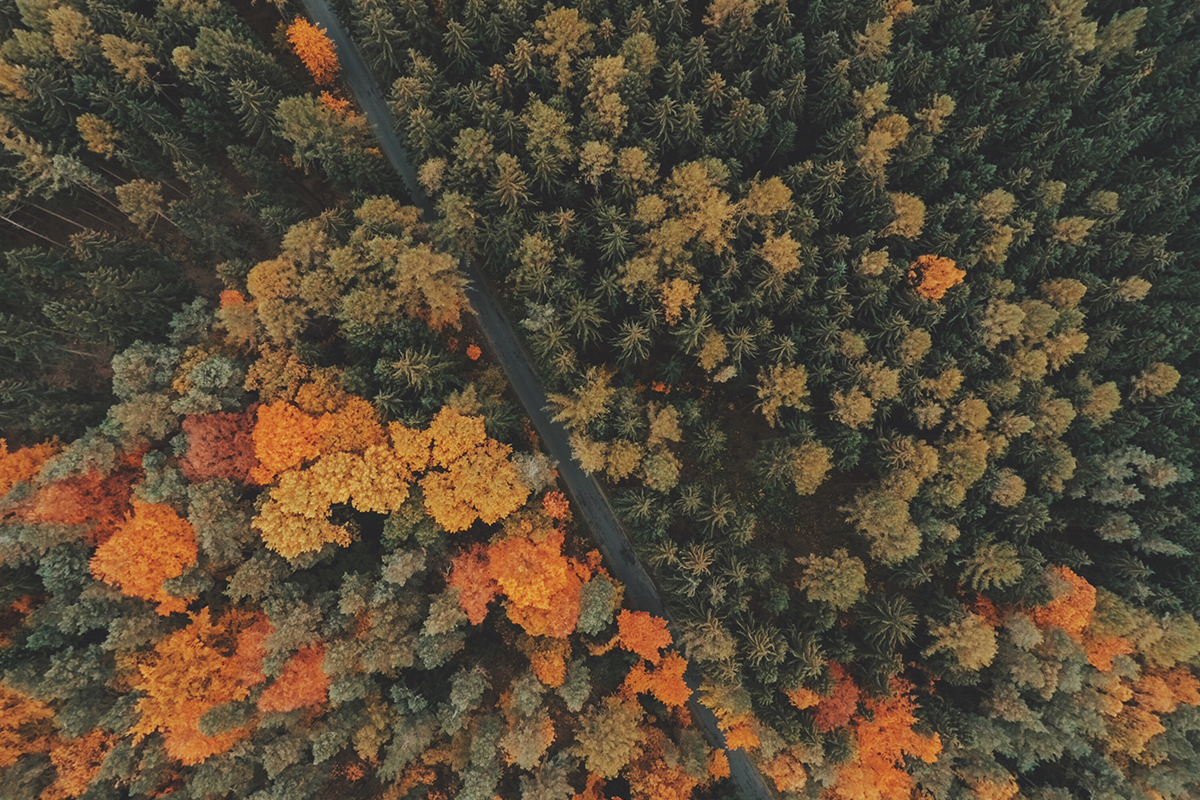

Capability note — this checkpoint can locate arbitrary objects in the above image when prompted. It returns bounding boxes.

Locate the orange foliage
[23,456,141,545]
[708,749,731,780]
[1085,634,1134,672]
[249,401,330,484]
[1032,566,1095,639]
[287,17,339,85]
[489,528,584,637]
[814,662,860,732]
[723,720,760,751]
[528,637,571,688]
[489,529,574,611]
[0,439,58,497]
[763,750,808,793]
[91,500,198,615]
[833,679,941,800]
[971,594,1004,628]
[542,490,573,521]
[41,729,115,800]
[908,255,965,301]
[1133,667,1200,714]
[466,343,482,361]
[785,686,822,710]
[131,609,268,765]
[571,773,608,800]
[448,543,500,625]
[318,90,351,114]
[623,652,691,707]
[626,727,698,800]
[0,684,55,769]
[218,289,246,308]
[453,528,590,637]
[617,610,672,664]
[258,644,329,713]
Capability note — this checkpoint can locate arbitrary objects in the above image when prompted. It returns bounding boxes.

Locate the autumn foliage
[90,500,199,615]
[812,662,861,732]
[0,684,55,769]
[832,679,942,800]
[42,729,116,800]
[622,651,692,707]
[287,17,339,85]
[251,399,530,557]
[617,610,672,664]
[0,438,58,496]
[21,455,141,545]
[908,254,965,301]
[131,609,268,765]
[1032,565,1096,638]
[257,644,329,713]
[448,514,608,638]
[181,410,259,483]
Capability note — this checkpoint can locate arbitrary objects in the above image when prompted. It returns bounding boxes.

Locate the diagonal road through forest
[294,1,777,797]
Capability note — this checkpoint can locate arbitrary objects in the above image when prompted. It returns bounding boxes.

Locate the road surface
[294,2,778,797]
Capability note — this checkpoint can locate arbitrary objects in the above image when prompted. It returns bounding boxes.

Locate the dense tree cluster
[337,0,1200,795]
[0,237,731,799]
[2,0,1199,797]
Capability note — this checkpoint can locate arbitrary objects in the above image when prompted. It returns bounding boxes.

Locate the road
[294,2,777,797]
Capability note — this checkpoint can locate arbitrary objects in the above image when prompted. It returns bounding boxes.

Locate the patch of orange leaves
[0,439,58,497]
[908,255,965,301]
[90,501,198,615]
[617,610,672,664]
[287,17,339,85]
[258,644,329,713]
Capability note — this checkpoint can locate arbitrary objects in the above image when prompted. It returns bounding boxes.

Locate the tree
[0,438,59,497]
[181,411,258,483]
[287,18,340,85]
[258,644,329,713]
[249,401,330,483]
[908,255,965,301]
[575,695,643,778]
[0,684,55,769]
[90,500,199,615]
[131,609,268,765]
[420,408,529,532]
[833,680,941,800]
[617,610,672,664]
[813,662,860,732]
[756,364,810,426]
[797,549,866,611]
[925,611,997,672]
[41,729,115,800]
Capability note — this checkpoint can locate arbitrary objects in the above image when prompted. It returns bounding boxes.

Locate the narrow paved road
[295,2,777,797]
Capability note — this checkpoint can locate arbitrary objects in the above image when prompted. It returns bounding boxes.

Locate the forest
[1,0,1198,797]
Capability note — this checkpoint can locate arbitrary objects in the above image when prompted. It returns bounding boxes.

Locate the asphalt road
[294,2,777,797]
